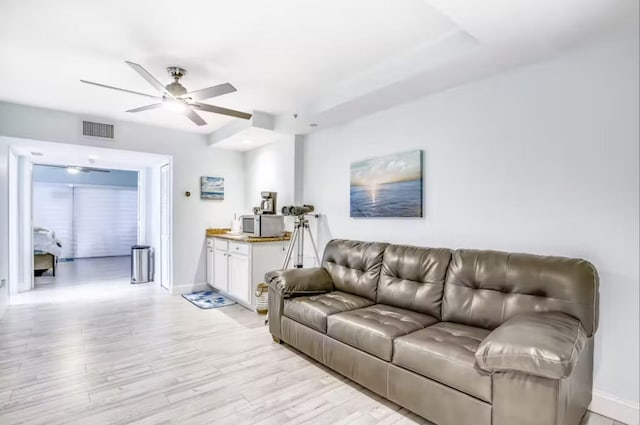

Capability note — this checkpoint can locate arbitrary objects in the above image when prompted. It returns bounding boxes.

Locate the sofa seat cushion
[283,291,374,333]
[327,304,438,361]
[392,322,492,402]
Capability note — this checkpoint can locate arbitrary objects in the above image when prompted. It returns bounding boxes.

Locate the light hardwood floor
[0,259,625,424]
[34,256,131,287]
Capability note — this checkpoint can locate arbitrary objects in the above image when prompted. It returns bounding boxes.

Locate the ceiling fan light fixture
[163,99,187,112]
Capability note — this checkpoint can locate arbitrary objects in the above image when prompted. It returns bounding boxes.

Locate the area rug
[182,290,237,309]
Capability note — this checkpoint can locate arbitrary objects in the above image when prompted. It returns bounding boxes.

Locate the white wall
[243,137,295,214]
[0,105,246,291]
[303,32,639,417]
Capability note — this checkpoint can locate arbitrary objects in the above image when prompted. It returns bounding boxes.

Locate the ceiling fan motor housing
[166,82,187,97]
[166,67,187,96]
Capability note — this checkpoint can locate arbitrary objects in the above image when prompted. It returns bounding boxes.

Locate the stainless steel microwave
[240,215,284,237]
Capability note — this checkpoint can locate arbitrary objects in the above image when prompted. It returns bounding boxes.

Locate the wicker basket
[255,283,269,314]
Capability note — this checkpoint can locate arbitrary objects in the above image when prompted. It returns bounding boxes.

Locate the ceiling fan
[42,164,110,174]
[80,61,252,126]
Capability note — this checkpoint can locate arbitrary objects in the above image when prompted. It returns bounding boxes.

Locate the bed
[33,227,62,277]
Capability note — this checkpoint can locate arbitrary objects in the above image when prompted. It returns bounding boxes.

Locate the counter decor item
[350,150,423,218]
[258,191,277,214]
[200,176,224,200]
[231,213,241,233]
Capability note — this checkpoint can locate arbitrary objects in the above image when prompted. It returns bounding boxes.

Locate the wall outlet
[0,279,6,289]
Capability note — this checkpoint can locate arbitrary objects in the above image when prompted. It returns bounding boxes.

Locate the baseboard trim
[590,390,639,425]
[170,282,208,295]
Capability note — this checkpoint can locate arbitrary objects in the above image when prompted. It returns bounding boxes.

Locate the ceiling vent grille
[82,120,114,139]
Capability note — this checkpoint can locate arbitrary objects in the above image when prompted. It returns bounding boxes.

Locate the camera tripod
[282,214,321,269]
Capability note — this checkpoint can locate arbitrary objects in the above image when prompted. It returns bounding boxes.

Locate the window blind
[32,183,74,259]
[73,186,138,258]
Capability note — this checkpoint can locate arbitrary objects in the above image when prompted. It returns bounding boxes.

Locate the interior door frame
[7,148,21,295]
[137,168,146,245]
[159,162,172,290]
[15,155,33,294]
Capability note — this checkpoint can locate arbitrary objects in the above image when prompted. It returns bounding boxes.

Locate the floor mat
[182,290,237,309]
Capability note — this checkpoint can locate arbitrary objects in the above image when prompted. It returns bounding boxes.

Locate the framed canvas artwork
[350,150,423,218]
[200,176,224,200]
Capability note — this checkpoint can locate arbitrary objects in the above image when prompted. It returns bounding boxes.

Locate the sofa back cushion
[442,249,599,336]
[322,239,388,301]
[378,245,452,318]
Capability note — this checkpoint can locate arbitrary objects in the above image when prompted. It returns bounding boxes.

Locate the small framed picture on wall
[200,176,224,200]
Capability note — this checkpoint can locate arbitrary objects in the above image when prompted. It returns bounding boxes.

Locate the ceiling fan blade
[184,108,207,126]
[126,103,164,113]
[80,80,161,100]
[125,61,171,97]
[40,165,110,173]
[74,167,110,173]
[185,83,236,101]
[192,102,252,120]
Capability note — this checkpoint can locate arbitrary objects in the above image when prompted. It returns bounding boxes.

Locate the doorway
[4,138,174,296]
[32,165,139,287]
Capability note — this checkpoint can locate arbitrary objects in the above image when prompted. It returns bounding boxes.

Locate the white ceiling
[212,127,290,152]
[0,0,453,134]
[0,0,636,139]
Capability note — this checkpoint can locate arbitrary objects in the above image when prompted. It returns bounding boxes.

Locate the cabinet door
[206,248,214,287]
[228,253,250,304]
[213,250,228,292]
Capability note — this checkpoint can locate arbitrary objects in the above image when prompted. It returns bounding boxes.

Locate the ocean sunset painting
[350,150,423,218]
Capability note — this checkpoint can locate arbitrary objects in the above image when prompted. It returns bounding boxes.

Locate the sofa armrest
[264,267,334,298]
[475,312,587,379]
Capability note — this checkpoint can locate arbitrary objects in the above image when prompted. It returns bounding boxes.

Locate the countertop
[206,228,291,243]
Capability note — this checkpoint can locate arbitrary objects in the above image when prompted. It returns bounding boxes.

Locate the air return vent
[82,120,114,139]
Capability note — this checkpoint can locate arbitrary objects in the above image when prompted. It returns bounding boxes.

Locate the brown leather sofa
[266,240,599,425]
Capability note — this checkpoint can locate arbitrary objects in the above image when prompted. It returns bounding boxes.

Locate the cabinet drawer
[214,239,229,251]
[229,242,250,256]
[206,238,214,248]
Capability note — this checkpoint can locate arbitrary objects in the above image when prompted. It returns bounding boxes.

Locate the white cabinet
[206,246,214,286]
[213,249,228,292]
[206,239,214,287]
[206,237,286,311]
[228,252,250,304]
